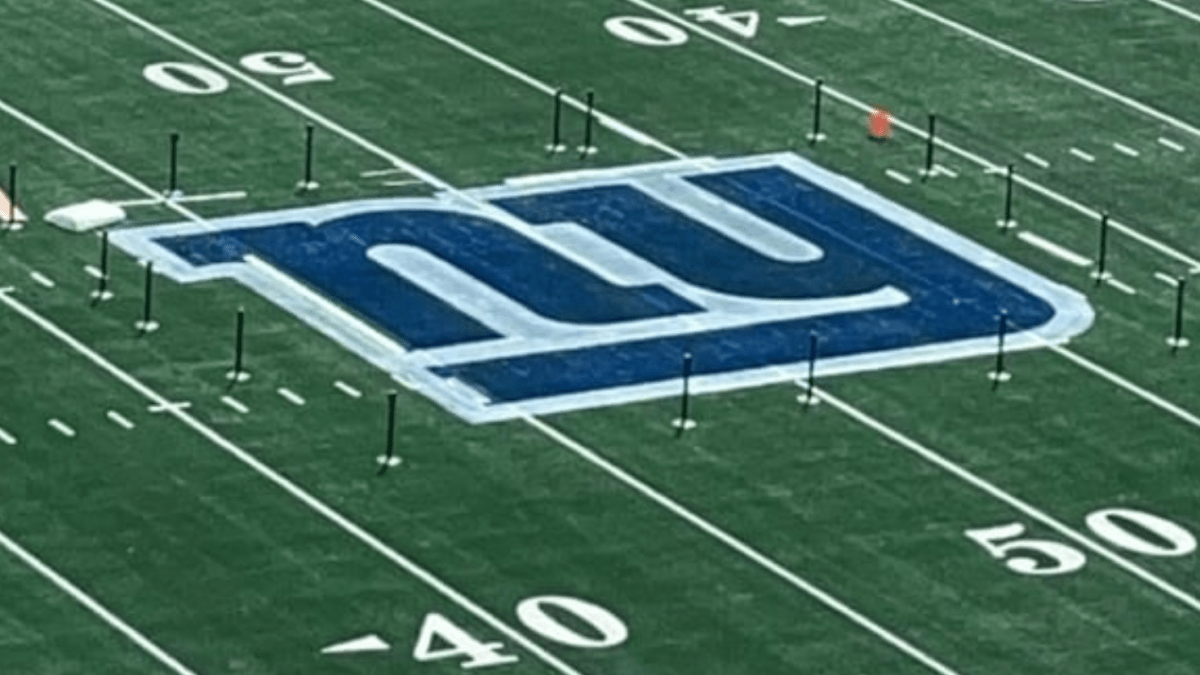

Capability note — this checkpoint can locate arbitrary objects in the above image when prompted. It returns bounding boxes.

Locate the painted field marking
[334,381,363,399]
[113,190,247,209]
[84,265,104,279]
[106,410,135,430]
[1107,277,1138,295]
[1016,231,1092,267]
[360,167,407,177]
[1158,137,1185,152]
[778,15,828,27]
[0,427,15,445]
[1143,0,1200,25]
[148,401,192,413]
[1155,272,1181,287]
[48,419,75,438]
[1069,147,1096,163]
[1022,152,1050,169]
[524,416,965,675]
[277,387,306,406]
[885,169,912,185]
[30,272,55,288]
[221,395,249,414]
[0,289,588,675]
[883,0,1200,142]
[382,179,425,188]
[625,0,1200,271]
[1112,142,1140,157]
[812,386,1200,614]
[0,529,202,675]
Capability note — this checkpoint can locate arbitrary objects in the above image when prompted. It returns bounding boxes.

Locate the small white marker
[105,410,134,430]
[84,265,103,279]
[1155,272,1181,287]
[1022,152,1050,169]
[1158,137,1185,152]
[221,396,249,414]
[382,179,424,188]
[48,419,75,438]
[334,381,362,399]
[1069,147,1096,163]
[30,271,55,288]
[359,167,407,178]
[1107,278,1137,295]
[0,286,13,294]
[148,401,192,413]
[885,169,912,185]
[277,387,306,406]
[1112,142,1139,157]
[778,15,827,27]
[1017,231,1092,267]
[0,427,15,445]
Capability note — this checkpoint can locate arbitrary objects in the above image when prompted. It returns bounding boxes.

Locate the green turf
[2,1,1200,674]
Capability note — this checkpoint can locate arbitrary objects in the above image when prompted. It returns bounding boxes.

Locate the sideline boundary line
[0,527,202,675]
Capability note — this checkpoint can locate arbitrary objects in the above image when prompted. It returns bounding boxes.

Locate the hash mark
[277,387,306,406]
[1022,152,1050,169]
[1158,137,1185,152]
[30,272,55,288]
[106,410,135,430]
[48,419,75,438]
[1112,142,1139,157]
[885,169,912,185]
[221,396,249,414]
[1068,147,1096,163]
[334,380,362,399]
[0,427,15,445]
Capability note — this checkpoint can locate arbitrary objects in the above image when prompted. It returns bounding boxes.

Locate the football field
[2,1,1200,673]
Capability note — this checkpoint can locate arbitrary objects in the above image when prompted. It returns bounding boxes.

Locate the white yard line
[1022,152,1049,169]
[1158,137,1185,152]
[1016,231,1092,267]
[0,427,15,445]
[1142,0,1200,25]
[277,387,306,406]
[884,0,1200,142]
[0,529,203,675]
[48,419,75,438]
[1069,147,1096,163]
[0,290,586,675]
[1112,142,1140,157]
[220,396,249,414]
[812,388,1200,614]
[524,416,965,675]
[106,410,135,430]
[335,381,363,399]
[625,0,1200,270]
[885,169,912,185]
[30,271,55,288]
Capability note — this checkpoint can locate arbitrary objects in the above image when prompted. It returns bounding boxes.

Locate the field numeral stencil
[413,595,627,670]
[143,50,333,95]
[966,507,1197,576]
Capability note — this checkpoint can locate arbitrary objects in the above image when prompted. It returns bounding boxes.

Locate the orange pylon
[868,108,893,141]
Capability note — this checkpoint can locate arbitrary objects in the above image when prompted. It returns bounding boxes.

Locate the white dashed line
[1158,137,1186,152]
[885,169,912,185]
[1022,152,1050,169]
[1017,231,1092,267]
[1069,147,1096,163]
[106,410,134,430]
[334,381,363,399]
[1112,142,1140,157]
[30,272,55,288]
[48,419,75,438]
[221,395,249,414]
[0,427,15,445]
[277,388,306,406]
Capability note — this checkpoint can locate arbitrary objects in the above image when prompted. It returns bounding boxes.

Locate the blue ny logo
[110,153,1092,422]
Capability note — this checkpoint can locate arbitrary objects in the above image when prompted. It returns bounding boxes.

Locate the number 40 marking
[414,595,627,670]
[965,506,1197,576]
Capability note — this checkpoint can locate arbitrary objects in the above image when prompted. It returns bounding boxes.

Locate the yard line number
[413,594,627,670]
[606,6,762,46]
[143,50,333,95]
[966,506,1197,576]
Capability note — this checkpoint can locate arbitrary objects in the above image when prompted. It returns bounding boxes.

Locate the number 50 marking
[143,50,333,96]
[965,506,1197,576]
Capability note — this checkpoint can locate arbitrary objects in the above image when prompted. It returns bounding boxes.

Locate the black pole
[96,230,110,300]
[1095,211,1109,286]
[168,132,180,196]
[923,113,936,178]
[1172,276,1187,353]
[805,331,818,407]
[580,90,595,157]
[7,163,15,225]
[303,122,314,187]
[675,352,693,437]
[549,89,564,152]
[378,391,398,475]
[809,78,823,144]
[140,261,155,332]
[992,311,1008,390]
[1001,164,1014,232]
[231,306,246,382]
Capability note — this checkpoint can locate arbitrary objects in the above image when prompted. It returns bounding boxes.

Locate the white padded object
[44,200,126,232]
